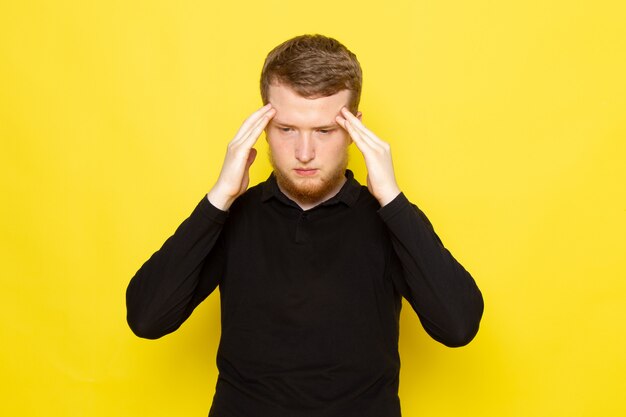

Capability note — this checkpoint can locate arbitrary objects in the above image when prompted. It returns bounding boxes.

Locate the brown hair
[260,34,362,113]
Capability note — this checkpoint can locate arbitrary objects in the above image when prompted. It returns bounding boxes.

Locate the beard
[269,149,349,206]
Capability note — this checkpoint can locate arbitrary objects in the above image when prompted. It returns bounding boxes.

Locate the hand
[336,107,401,206]
[207,103,276,210]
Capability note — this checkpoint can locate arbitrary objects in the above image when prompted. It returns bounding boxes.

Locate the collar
[261,169,361,209]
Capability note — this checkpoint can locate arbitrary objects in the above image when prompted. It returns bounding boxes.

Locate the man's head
[260,35,363,208]
[260,34,362,114]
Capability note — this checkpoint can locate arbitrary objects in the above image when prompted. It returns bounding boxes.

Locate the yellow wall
[2,1,625,416]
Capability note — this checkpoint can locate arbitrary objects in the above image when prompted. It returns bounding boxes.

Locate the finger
[337,108,372,135]
[232,104,274,143]
[242,103,273,131]
[339,108,386,148]
[336,113,379,153]
[232,107,275,149]
[240,107,275,148]
[245,147,257,170]
[339,107,365,129]
[338,108,378,146]
[336,115,369,153]
[232,106,274,145]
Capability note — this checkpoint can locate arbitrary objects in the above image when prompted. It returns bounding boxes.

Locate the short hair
[260,34,363,113]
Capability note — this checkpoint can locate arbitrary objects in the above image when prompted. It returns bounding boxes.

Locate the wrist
[377,187,401,207]
[207,185,235,211]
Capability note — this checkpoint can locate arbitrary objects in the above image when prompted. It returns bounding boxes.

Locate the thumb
[245,148,257,170]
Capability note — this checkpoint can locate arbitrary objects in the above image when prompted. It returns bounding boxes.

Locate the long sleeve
[379,193,484,347]
[126,196,228,339]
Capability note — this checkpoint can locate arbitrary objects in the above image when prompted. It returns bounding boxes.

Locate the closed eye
[318,129,335,134]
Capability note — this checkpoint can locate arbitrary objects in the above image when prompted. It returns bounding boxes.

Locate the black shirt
[126,170,483,417]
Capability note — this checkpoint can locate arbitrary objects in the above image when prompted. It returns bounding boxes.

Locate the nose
[295,132,315,163]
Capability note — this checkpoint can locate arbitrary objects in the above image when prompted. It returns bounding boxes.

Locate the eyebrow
[271,119,340,130]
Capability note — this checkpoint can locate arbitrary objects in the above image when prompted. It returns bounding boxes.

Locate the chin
[269,151,349,205]
[283,176,328,202]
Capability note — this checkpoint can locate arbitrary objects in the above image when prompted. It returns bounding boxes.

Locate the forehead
[267,83,351,127]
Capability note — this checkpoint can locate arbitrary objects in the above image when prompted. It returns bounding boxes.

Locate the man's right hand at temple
[206,103,276,211]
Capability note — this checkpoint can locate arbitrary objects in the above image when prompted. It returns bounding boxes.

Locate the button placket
[294,212,310,244]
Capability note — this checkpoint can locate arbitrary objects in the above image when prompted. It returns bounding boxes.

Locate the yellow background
[1,1,625,416]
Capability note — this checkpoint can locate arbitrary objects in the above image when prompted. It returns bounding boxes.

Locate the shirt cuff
[377,192,412,222]
[193,194,229,224]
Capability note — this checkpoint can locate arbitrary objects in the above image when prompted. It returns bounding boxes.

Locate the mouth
[293,168,318,177]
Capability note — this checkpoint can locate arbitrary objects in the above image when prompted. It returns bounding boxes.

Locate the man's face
[266,83,359,207]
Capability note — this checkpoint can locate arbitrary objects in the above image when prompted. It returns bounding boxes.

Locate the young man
[126,34,483,417]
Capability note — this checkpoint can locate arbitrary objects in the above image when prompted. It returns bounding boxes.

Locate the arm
[379,193,483,347]
[126,199,227,339]
[126,104,276,339]
[336,108,483,347]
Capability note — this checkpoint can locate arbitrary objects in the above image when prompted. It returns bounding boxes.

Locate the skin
[207,84,401,211]
[265,84,354,210]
